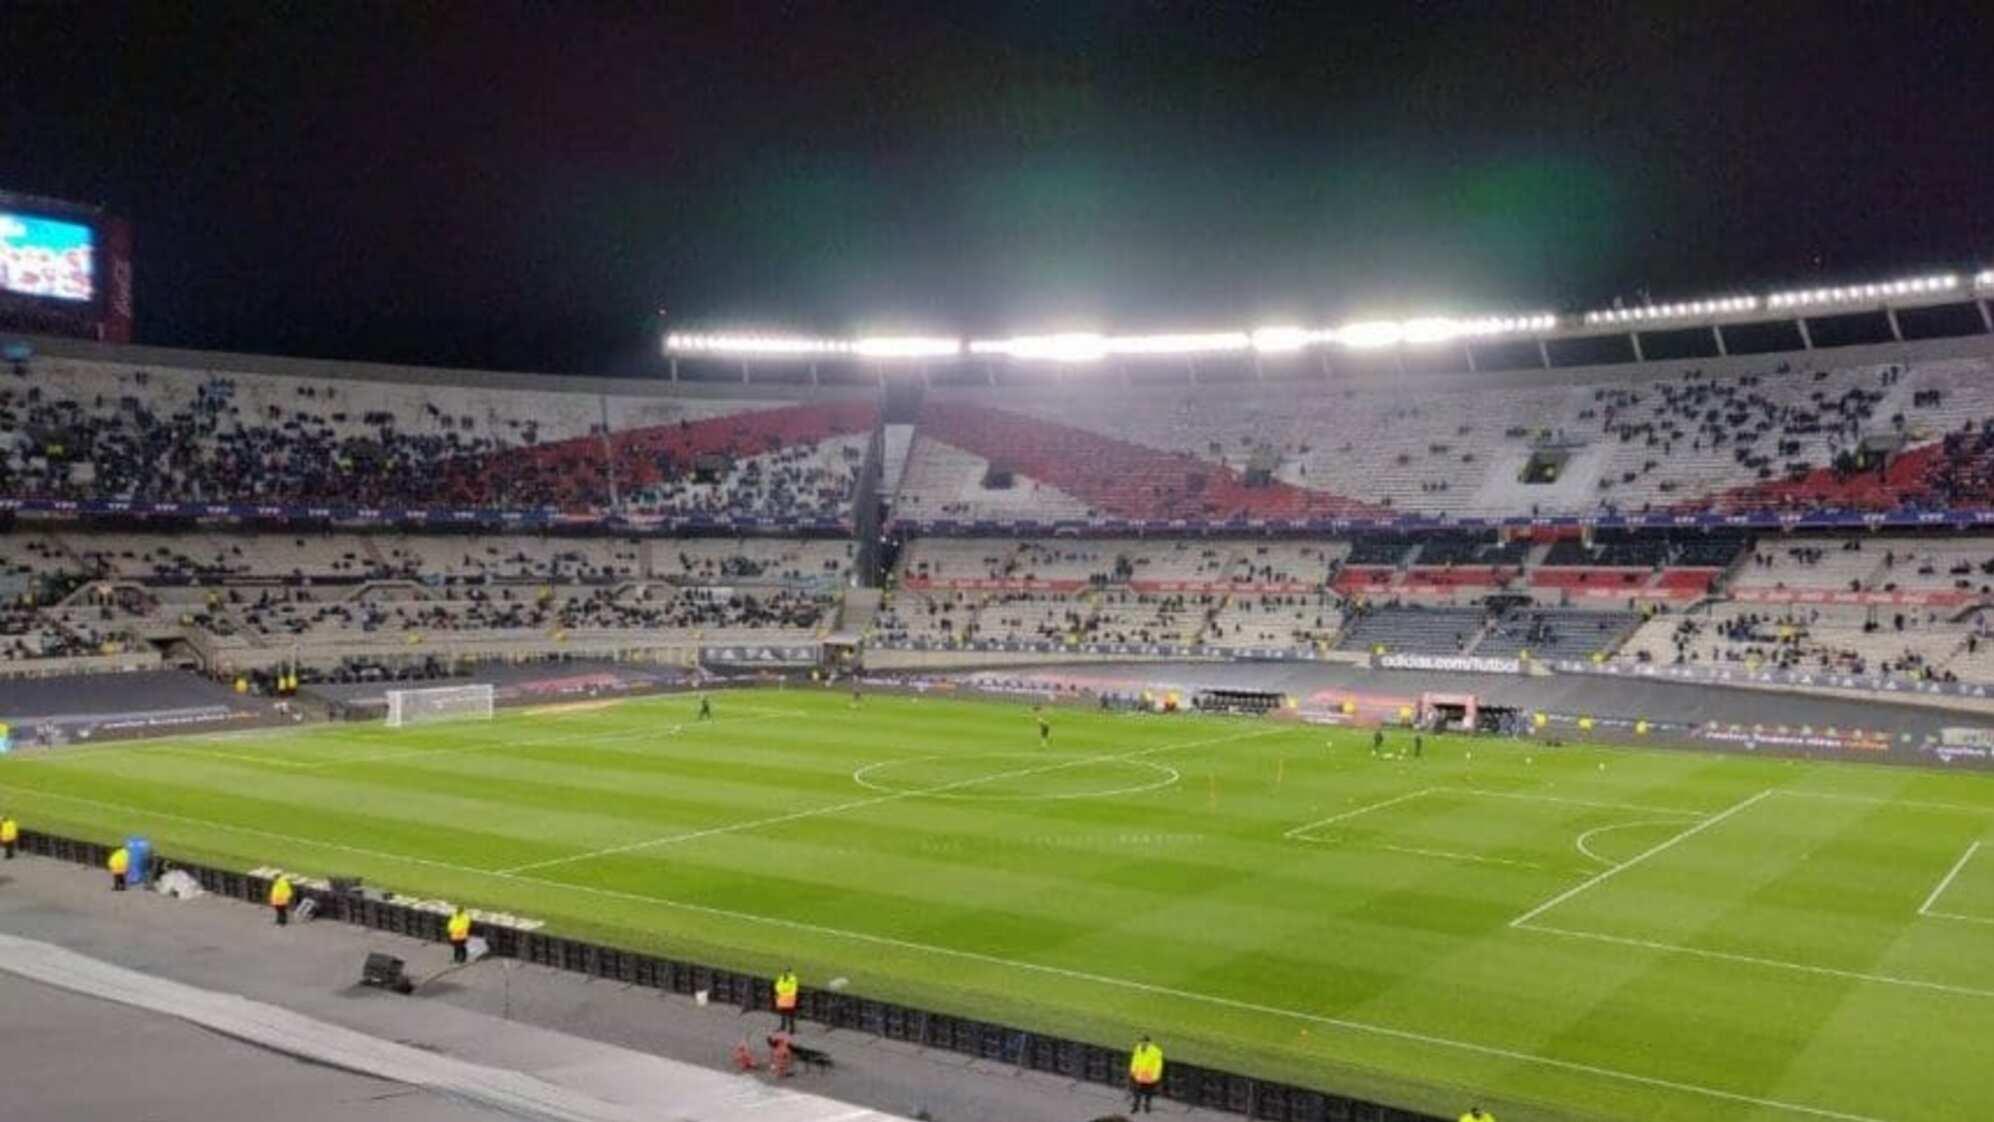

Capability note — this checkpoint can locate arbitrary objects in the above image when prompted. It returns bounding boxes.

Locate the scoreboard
[0,189,131,343]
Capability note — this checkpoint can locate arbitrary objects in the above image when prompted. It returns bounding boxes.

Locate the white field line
[1772,790,1994,817]
[1447,787,1708,818]
[0,694,799,769]
[1509,789,1774,929]
[304,708,808,771]
[1924,910,1994,927]
[1519,922,1994,1001]
[14,705,811,774]
[1286,833,1547,871]
[1281,789,1434,839]
[1373,843,1547,872]
[498,727,1282,875]
[1918,841,1984,917]
[0,780,1893,1122]
[149,745,325,770]
[1574,820,1688,867]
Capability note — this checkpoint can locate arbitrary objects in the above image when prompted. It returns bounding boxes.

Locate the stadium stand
[2,351,875,519]
[14,333,1994,697]
[1333,604,1488,655]
[891,357,1994,524]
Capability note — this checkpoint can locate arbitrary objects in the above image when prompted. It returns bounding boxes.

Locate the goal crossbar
[384,684,495,728]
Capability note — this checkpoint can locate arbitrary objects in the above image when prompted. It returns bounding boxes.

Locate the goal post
[384,684,495,728]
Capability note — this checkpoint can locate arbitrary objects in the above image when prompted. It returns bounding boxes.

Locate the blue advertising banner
[0,496,850,535]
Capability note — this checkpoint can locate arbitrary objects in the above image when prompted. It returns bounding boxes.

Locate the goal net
[384,684,495,728]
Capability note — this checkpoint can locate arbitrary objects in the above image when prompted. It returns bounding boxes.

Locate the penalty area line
[1509,789,1773,929]
[1514,921,1994,1002]
[1282,789,1434,840]
[0,780,1890,1122]
[1919,840,1984,918]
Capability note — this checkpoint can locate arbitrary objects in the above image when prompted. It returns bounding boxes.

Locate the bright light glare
[1335,321,1404,349]
[1106,332,1250,355]
[1249,326,1318,352]
[1766,273,1959,309]
[665,333,846,356]
[969,334,1109,362]
[852,336,961,358]
[1399,318,1459,345]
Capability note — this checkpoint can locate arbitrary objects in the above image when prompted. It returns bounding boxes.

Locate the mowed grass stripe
[4,689,1991,1121]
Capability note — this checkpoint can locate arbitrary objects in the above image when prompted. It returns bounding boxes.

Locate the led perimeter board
[0,190,132,343]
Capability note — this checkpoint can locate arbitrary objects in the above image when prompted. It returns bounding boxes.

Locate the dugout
[1418,691,1478,731]
[1194,687,1285,715]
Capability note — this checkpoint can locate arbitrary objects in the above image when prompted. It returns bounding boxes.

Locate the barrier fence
[15,828,1441,1122]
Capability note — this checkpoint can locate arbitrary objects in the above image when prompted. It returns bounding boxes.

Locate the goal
[384,684,495,728]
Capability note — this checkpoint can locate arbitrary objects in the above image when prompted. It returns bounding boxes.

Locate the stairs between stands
[42,529,88,574]
[837,586,883,639]
[1457,615,1499,655]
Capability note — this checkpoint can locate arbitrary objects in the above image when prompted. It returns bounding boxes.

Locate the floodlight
[1249,326,1316,353]
[1398,318,1460,345]
[853,336,961,358]
[1105,332,1251,355]
[1335,321,1404,349]
[969,334,1109,362]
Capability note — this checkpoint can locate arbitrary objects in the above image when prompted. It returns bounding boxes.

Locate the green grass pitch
[3,687,1993,1121]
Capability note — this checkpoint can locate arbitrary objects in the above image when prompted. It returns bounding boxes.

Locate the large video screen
[0,210,95,303]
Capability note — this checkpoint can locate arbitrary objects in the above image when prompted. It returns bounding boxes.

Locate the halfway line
[499,726,1283,874]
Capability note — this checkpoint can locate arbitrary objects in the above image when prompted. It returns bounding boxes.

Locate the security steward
[773,966,800,1033]
[448,905,473,963]
[1128,1034,1164,1113]
[1,813,17,860]
[1459,1107,1496,1122]
[269,873,295,925]
[108,845,130,890]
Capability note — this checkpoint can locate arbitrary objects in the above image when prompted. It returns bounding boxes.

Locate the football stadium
[7,8,1994,1122]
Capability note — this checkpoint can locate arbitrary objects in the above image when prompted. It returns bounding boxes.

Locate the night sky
[6,3,1991,377]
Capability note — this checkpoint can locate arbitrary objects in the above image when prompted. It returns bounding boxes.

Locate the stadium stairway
[837,585,882,638]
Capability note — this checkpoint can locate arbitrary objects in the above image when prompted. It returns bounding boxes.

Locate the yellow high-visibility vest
[0,819,17,843]
[448,911,472,941]
[108,847,129,874]
[269,877,293,907]
[774,972,799,1009]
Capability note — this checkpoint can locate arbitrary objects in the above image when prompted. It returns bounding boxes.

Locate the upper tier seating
[896,357,1994,524]
[1,355,874,520]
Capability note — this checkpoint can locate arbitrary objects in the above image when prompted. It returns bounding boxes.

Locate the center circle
[853,752,1181,801]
